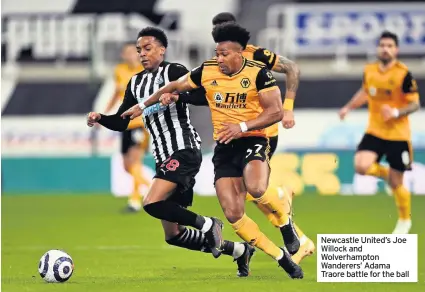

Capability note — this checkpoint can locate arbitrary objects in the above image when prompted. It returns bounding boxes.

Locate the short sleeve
[187,64,204,89]
[256,67,278,93]
[253,48,278,70]
[401,72,420,102]
[168,63,189,81]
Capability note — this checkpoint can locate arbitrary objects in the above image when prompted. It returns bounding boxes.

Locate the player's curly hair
[379,31,399,47]
[212,12,236,25]
[212,22,250,49]
[137,27,168,48]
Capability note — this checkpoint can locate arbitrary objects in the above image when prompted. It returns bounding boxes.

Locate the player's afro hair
[379,30,399,47]
[212,12,236,25]
[137,27,168,48]
[212,22,250,49]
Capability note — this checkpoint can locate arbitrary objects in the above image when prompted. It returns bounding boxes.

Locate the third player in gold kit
[339,31,420,234]
[103,43,150,212]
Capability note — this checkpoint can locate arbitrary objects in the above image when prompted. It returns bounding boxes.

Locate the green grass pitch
[2,193,425,292]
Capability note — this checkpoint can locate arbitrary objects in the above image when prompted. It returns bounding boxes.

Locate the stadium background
[2,0,425,195]
[1,1,425,291]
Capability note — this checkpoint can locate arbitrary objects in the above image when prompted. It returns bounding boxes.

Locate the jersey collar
[229,57,247,77]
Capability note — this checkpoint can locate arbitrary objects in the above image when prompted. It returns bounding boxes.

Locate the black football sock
[221,240,246,259]
[166,228,211,253]
[144,201,206,230]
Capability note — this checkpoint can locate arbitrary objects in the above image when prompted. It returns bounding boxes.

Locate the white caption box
[317,234,417,282]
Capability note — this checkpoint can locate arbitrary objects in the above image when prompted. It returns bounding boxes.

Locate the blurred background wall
[2,0,425,195]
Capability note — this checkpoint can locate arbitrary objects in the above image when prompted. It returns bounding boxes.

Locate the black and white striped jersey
[99,61,201,164]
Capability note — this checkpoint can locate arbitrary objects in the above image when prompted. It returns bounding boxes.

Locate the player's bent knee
[354,163,370,175]
[143,201,164,218]
[223,207,244,224]
[245,183,267,198]
[142,195,157,207]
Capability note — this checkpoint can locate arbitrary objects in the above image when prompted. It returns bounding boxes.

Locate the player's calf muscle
[388,170,403,189]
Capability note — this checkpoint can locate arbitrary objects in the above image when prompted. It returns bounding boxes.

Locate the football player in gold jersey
[123,22,304,279]
[339,31,420,234]
[104,42,150,212]
[162,12,314,264]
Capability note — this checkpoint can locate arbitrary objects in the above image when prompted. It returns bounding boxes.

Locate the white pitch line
[3,245,177,251]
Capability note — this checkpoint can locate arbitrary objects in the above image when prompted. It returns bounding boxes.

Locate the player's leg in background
[355,134,389,180]
[121,129,147,212]
[387,142,413,234]
[136,127,151,193]
[124,146,145,211]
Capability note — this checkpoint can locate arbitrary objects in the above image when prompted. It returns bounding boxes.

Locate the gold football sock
[253,201,280,227]
[255,186,289,227]
[392,185,411,220]
[294,223,305,239]
[128,162,146,202]
[365,163,389,180]
[232,214,283,260]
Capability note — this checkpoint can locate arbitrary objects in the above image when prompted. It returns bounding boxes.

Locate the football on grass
[38,249,74,283]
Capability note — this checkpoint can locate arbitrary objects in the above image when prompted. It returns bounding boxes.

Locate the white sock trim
[233,242,246,259]
[276,249,284,261]
[299,235,308,246]
[201,217,213,233]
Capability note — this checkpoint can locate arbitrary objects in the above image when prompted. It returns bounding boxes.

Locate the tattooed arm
[272,55,300,102]
[252,47,300,128]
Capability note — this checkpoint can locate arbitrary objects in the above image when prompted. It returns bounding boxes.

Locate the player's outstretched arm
[339,88,368,120]
[87,82,135,131]
[121,74,194,120]
[177,88,209,106]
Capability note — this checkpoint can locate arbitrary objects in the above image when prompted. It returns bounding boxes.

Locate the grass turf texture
[2,193,424,292]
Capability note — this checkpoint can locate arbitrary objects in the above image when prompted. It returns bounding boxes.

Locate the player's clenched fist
[87,112,101,127]
[160,93,179,105]
[282,110,295,129]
